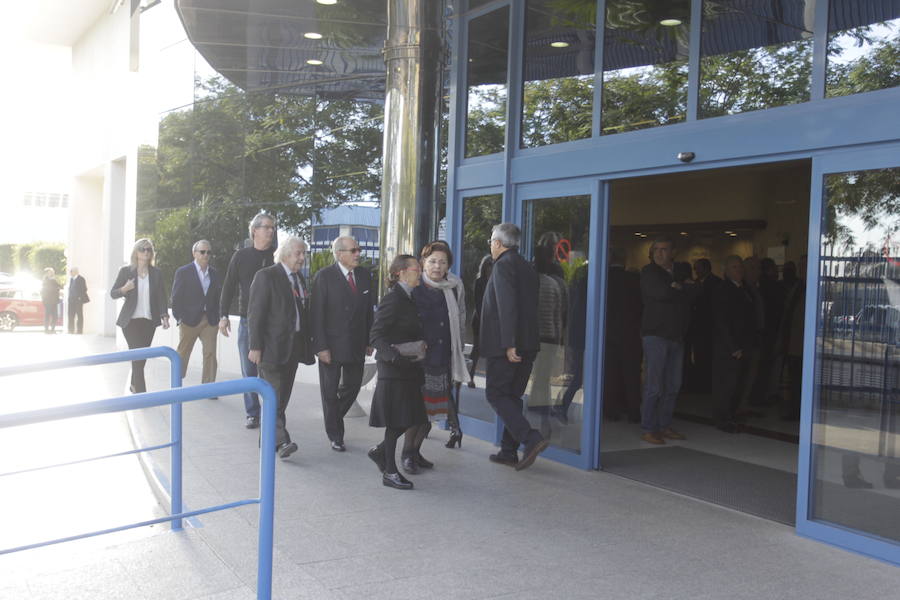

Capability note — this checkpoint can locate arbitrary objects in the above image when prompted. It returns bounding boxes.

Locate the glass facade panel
[826,1,900,98]
[465,7,510,158]
[459,194,502,422]
[699,0,815,118]
[812,166,900,542]
[522,195,591,454]
[601,0,690,135]
[520,0,596,148]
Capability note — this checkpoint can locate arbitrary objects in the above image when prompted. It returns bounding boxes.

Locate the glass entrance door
[799,147,900,564]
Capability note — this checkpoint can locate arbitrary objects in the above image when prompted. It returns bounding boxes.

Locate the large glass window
[465,7,510,158]
[826,1,900,98]
[522,195,592,454]
[601,0,690,135]
[699,0,815,119]
[459,194,503,422]
[520,0,596,148]
[812,166,900,542]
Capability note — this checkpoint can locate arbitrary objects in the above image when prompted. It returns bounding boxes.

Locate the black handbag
[391,340,426,361]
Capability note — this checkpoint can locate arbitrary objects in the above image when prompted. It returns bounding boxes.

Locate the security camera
[677,152,695,163]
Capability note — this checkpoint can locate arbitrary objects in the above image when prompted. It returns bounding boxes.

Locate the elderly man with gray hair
[247,237,315,459]
[480,223,548,471]
[171,240,223,389]
[220,212,277,429]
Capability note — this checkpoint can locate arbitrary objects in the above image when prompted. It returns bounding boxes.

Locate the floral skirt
[422,365,450,421]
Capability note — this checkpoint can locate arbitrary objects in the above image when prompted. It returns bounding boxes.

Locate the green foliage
[309,250,335,277]
[560,256,588,284]
[152,207,193,288]
[14,244,34,273]
[0,245,14,273]
[27,243,66,278]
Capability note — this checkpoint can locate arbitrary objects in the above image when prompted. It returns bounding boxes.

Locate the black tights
[382,427,406,474]
[402,422,432,459]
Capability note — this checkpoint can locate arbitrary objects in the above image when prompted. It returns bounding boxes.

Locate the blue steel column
[256,379,278,600]
[170,354,183,531]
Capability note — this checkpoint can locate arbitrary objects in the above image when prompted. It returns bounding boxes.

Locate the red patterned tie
[347,270,358,293]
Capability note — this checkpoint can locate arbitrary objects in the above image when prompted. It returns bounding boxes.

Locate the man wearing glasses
[171,240,222,391]
[310,236,375,451]
[220,213,277,429]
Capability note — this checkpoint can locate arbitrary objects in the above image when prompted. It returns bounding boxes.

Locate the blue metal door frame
[796,142,900,565]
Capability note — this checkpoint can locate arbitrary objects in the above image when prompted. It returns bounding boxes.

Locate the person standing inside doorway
[639,236,696,444]
[219,212,276,429]
[67,267,88,334]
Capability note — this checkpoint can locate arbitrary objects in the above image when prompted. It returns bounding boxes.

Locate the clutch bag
[391,340,427,361]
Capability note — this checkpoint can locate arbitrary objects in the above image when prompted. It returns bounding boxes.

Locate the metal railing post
[256,381,277,600]
[170,351,184,531]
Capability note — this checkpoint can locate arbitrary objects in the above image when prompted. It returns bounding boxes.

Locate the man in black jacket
[247,237,314,459]
[67,267,88,334]
[310,235,375,452]
[481,223,548,471]
[712,255,758,432]
[639,236,697,445]
[219,212,276,429]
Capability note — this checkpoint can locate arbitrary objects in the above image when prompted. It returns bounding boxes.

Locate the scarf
[422,271,471,384]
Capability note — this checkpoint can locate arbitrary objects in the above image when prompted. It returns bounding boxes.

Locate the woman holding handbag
[401,241,471,474]
[367,255,427,490]
[109,238,170,393]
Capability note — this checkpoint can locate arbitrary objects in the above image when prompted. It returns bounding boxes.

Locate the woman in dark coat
[40,268,62,334]
[109,238,170,393]
[367,255,427,490]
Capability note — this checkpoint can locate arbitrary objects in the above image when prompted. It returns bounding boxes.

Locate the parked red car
[0,287,47,331]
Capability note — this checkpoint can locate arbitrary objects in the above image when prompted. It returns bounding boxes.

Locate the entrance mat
[601,446,797,525]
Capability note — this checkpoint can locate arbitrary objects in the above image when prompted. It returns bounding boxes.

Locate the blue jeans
[238,317,260,418]
[640,336,684,433]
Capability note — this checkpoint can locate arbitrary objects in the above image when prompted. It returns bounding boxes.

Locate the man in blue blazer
[171,240,222,386]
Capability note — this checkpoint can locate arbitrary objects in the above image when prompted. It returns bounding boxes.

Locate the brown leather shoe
[659,428,686,440]
[640,432,665,445]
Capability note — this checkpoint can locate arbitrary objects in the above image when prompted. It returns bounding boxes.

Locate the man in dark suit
[603,248,643,423]
[67,267,88,334]
[248,237,314,459]
[171,240,222,387]
[686,258,721,392]
[712,255,758,433]
[310,235,375,451]
[481,223,548,471]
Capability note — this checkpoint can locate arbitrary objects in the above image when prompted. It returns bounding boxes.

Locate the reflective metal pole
[380,0,441,293]
[170,354,183,531]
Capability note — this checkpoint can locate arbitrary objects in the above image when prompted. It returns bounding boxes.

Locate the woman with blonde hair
[109,238,170,393]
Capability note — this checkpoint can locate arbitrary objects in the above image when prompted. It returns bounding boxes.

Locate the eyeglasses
[340,247,362,254]
[196,249,211,255]
[138,247,153,253]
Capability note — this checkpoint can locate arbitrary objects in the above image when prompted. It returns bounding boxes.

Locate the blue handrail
[0,348,279,600]
[0,346,185,529]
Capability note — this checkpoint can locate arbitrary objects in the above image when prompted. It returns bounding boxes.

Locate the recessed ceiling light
[729,233,738,237]
[306,59,324,65]
[304,32,323,40]
[680,232,688,236]
[660,18,682,27]
[634,232,642,236]
[316,0,337,5]
[724,230,733,234]
[550,41,569,48]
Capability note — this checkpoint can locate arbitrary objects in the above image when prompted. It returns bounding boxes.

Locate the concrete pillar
[379,0,441,292]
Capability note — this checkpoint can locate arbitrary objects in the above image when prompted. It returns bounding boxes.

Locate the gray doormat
[601,446,797,525]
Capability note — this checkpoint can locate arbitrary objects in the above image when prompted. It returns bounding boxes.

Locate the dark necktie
[347,270,358,293]
[291,272,303,330]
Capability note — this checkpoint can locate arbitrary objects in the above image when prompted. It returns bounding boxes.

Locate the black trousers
[68,301,84,333]
[317,360,364,443]
[122,318,155,393]
[485,353,539,454]
[258,335,303,449]
[602,342,642,420]
[43,302,58,331]
[713,353,751,424]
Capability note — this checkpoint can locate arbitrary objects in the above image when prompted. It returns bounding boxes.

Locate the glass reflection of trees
[826,3,900,98]
[812,166,900,542]
[465,7,510,158]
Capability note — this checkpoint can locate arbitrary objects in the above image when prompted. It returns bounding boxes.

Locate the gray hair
[491,223,520,249]
[192,239,211,253]
[276,237,307,263]
[331,235,357,259]
[248,212,275,241]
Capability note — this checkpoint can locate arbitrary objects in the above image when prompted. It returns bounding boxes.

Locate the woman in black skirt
[367,255,427,490]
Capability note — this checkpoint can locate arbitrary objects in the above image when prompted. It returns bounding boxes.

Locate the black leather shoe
[414,453,434,469]
[245,416,260,429]
[367,445,386,473]
[516,437,550,471]
[401,456,419,474]
[383,471,413,490]
[331,440,346,452]
[277,442,298,459]
[489,452,518,467]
